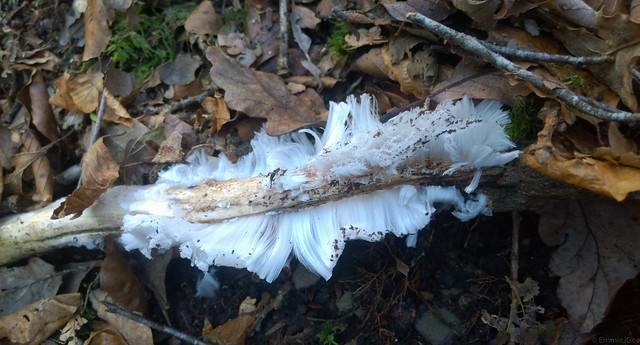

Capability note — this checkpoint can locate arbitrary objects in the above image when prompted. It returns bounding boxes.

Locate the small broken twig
[407,12,640,122]
[103,301,215,345]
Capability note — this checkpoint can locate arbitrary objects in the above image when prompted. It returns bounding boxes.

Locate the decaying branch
[0,157,593,267]
[406,12,640,123]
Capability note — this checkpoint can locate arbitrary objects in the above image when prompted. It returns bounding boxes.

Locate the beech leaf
[17,70,59,142]
[53,138,119,219]
[206,46,327,136]
[100,237,148,315]
[83,0,112,61]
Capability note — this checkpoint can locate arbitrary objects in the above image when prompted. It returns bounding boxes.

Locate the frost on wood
[117,94,520,282]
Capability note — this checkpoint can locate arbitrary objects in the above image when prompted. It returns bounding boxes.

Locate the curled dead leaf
[53,138,119,219]
[83,0,113,61]
[206,46,327,136]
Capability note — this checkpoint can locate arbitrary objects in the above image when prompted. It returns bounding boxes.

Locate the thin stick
[102,301,215,345]
[277,0,289,75]
[481,42,612,65]
[407,12,640,123]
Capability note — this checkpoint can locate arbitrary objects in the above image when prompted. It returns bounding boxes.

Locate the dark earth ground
[155,210,554,344]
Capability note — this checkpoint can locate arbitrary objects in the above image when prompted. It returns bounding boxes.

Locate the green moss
[505,97,541,142]
[221,5,248,33]
[562,71,584,87]
[327,21,353,58]
[316,321,339,345]
[102,2,194,83]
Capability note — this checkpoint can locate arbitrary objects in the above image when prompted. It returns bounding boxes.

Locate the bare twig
[482,42,612,65]
[89,90,107,145]
[102,301,215,345]
[277,0,289,75]
[407,12,640,123]
[143,89,214,115]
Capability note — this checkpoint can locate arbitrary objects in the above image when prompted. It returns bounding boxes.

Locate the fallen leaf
[152,130,183,163]
[0,293,82,345]
[381,0,453,22]
[53,138,119,219]
[22,129,53,203]
[538,199,640,333]
[291,3,320,29]
[50,69,104,114]
[105,65,135,97]
[202,95,232,134]
[89,289,153,345]
[632,0,640,23]
[524,149,640,201]
[345,26,387,50]
[17,69,59,142]
[100,237,148,315]
[103,88,134,126]
[157,53,201,86]
[451,0,501,29]
[203,314,256,345]
[83,0,113,61]
[0,257,62,316]
[0,126,22,170]
[84,321,128,345]
[206,46,327,135]
[185,0,222,36]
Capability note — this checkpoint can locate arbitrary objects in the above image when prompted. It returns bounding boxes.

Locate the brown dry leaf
[203,314,256,345]
[524,149,640,201]
[83,0,113,61]
[50,69,104,113]
[0,257,62,316]
[84,321,127,345]
[185,0,223,36]
[202,95,232,134]
[100,237,148,315]
[538,199,640,333]
[206,46,327,136]
[291,3,320,29]
[632,0,640,23]
[152,130,184,163]
[381,0,453,22]
[548,8,640,111]
[0,293,82,345]
[495,0,546,19]
[17,69,59,142]
[13,49,60,71]
[52,138,119,219]
[451,0,501,29]
[430,57,532,105]
[103,88,134,126]
[157,53,201,86]
[344,26,387,50]
[22,129,53,203]
[89,289,153,345]
[0,126,22,170]
[84,321,128,345]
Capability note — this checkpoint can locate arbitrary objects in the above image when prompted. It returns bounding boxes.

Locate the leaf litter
[0,0,639,344]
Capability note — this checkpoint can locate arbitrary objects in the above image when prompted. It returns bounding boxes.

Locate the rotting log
[0,157,594,266]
